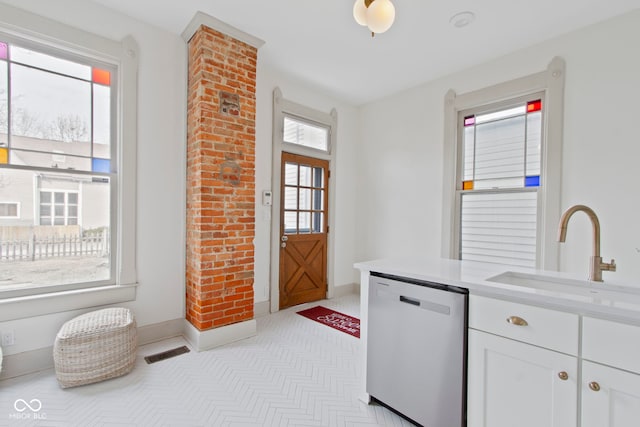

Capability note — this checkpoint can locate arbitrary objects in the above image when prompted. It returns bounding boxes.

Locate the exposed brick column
[186,25,256,331]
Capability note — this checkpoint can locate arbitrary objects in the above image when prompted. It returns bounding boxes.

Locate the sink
[486,271,640,303]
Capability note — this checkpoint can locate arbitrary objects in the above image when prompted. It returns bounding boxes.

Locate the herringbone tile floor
[0,295,413,426]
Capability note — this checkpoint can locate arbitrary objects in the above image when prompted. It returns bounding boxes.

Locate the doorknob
[281,236,288,242]
[281,242,287,248]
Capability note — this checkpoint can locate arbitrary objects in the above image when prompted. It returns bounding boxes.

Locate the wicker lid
[57,308,135,339]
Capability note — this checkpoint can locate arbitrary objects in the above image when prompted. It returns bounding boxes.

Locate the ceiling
[89,0,639,105]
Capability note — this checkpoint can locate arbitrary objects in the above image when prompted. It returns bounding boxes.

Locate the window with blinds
[457,97,543,267]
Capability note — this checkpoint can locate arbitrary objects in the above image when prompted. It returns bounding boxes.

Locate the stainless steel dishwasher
[367,272,468,427]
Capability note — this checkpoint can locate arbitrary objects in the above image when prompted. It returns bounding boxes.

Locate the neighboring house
[0,134,109,238]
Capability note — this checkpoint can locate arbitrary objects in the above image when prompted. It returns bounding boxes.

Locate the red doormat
[297,306,360,338]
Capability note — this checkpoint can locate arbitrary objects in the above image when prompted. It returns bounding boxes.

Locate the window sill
[0,283,137,322]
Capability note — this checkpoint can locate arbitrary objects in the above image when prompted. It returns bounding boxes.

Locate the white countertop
[355,257,640,325]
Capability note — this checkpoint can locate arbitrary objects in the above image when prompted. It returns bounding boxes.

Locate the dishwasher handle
[399,295,421,306]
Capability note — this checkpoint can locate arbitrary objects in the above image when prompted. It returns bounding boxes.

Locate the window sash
[0,35,116,174]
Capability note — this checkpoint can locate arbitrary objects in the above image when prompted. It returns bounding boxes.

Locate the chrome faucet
[557,205,616,282]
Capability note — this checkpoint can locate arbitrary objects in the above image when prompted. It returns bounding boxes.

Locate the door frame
[270,87,338,313]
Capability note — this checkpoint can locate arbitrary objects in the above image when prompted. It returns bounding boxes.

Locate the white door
[582,361,640,427]
[467,329,578,427]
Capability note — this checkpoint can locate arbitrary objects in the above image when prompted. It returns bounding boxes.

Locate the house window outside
[456,96,544,268]
[39,191,79,226]
[0,36,115,294]
[0,201,18,218]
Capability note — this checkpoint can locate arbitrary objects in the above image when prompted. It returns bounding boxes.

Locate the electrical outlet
[1,330,15,346]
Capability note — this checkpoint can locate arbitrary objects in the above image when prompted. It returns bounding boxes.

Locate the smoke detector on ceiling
[449,11,475,28]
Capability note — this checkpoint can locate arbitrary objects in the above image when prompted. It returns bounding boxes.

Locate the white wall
[0,0,361,361]
[254,63,360,303]
[0,0,187,355]
[357,10,640,285]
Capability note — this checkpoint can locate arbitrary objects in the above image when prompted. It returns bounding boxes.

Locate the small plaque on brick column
[219,91,240,116]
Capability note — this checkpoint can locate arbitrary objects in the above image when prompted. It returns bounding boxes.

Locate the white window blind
[283,116,329,151]
[460,191,537,267]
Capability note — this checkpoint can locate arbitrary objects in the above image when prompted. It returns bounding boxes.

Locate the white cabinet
[468,330,578,427]
[468,297,640,427]
[468,295,579,427]
[581,361,640,427]
[581,317,640,427]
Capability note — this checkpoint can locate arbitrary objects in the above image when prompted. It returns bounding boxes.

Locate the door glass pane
[313,190,324,210]
[313,167,324,188]
[40,191,51,203]
[284,187,297,210]
[299,165,312,187]
[284,163,297,186]
[299,188,311,211]
[68,193,78,204]
[298,212,311,233]
[284,211,297,233]
[312,212,323,233]
[54,192,65,203]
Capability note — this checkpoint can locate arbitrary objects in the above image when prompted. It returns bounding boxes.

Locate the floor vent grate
[144,345,190,364]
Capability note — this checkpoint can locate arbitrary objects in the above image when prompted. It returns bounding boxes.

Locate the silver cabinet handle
[506,316,528,326]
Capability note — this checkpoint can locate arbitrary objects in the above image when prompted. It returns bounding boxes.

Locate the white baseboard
[182,318,256,352]
[137,318,184,346]
[254,301,270,318]
[332,283,359,298]
[0,346,53,380]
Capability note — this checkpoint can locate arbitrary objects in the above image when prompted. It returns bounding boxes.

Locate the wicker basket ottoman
[54,307,137,388]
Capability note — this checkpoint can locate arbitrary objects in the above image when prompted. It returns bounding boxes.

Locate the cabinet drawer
[582,317,640,374]
[469,295,579,355]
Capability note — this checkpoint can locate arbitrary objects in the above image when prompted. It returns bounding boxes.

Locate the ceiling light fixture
[353,0,396,37]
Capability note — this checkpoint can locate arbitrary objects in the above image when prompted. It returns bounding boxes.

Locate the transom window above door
[283,115,330,152]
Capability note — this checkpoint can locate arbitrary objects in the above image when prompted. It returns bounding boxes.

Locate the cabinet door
[582,361,640,427]
[468,329,578,427]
